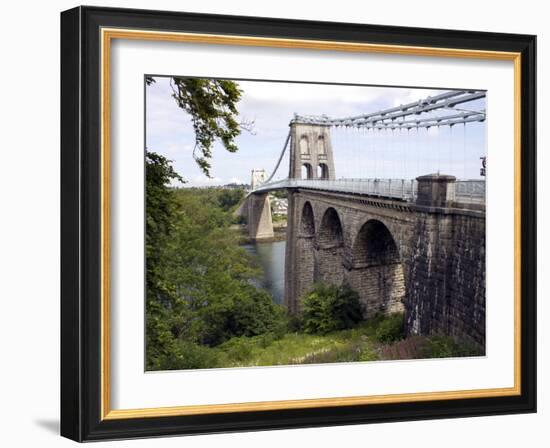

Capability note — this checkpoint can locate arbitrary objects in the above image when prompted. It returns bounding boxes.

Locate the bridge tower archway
[318,163,329,179]
[315,207,345,286]
[301,163,313,179]
[347,219,406,317]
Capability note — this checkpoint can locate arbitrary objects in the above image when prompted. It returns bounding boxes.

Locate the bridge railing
[288,178,418,200]
[251,178,485,204]
[455,180,486,204]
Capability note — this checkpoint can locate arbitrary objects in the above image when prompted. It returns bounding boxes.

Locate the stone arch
[315,207,345,285]
[294,201,316,307]
[301,163,313,180]
[300,201,315,236]
[347,219,406,317]
[352,219,399,265]
[317,163,329,180]
[317,207,343,246]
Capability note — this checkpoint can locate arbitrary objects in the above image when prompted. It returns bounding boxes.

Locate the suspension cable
[263,130,291,184]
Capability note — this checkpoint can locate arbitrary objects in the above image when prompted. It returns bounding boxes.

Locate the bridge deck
[251,178,485,204]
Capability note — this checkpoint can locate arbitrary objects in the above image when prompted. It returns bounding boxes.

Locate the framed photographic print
[60,6,536,442]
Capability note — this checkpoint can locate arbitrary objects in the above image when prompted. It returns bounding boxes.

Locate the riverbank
[231,223,287,244]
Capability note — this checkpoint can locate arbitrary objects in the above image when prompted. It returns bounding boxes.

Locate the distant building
[271,197,288,216]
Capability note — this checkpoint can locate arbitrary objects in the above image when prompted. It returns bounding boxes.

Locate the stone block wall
[294,235,315,309]
[315,246,346,286]
[404,209,485,349]
[445,213,486,346]
[346,262,406,317]
[405,212,454,336]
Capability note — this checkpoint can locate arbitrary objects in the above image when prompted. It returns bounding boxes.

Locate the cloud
[147,76,486,184]
[190,175,223,186]
[240,80,383,104]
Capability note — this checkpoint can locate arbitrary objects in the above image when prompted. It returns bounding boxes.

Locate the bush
[421,335,484,359]
[301,283,363,335]
[287,315,303,333]
[374,312,405,343]
[151,340,223,370]
[379,334,484,361]
[197,286,288,346]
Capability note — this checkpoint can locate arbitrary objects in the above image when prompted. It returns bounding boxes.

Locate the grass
[169,313,483,370]
[271,214,287,223]
[211,314,403,368]
[216,324,380,367]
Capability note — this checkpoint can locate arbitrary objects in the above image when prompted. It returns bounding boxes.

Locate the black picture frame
[61,5,536,442]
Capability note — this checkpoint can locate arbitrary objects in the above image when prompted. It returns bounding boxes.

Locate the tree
[145,157,287,369]
[144,151,184,369]
[144,77,276,370]
[146,76,250,177]
[145,151,183,301]
[217,188,245,212]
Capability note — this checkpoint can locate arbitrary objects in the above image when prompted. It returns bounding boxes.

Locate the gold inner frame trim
[100,27,522,420]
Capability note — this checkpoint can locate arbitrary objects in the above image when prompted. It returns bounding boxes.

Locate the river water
[242,240,286,304]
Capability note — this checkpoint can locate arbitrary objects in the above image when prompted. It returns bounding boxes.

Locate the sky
[146,77,487,187]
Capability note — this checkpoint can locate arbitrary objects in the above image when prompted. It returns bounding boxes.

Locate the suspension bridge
[239,89,486,348]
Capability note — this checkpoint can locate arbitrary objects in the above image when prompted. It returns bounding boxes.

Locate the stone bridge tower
[250,169,268,189]
[247,123,337,241]
[289,122,336,180]
[246,169,274,240]
[285,122,336,309]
